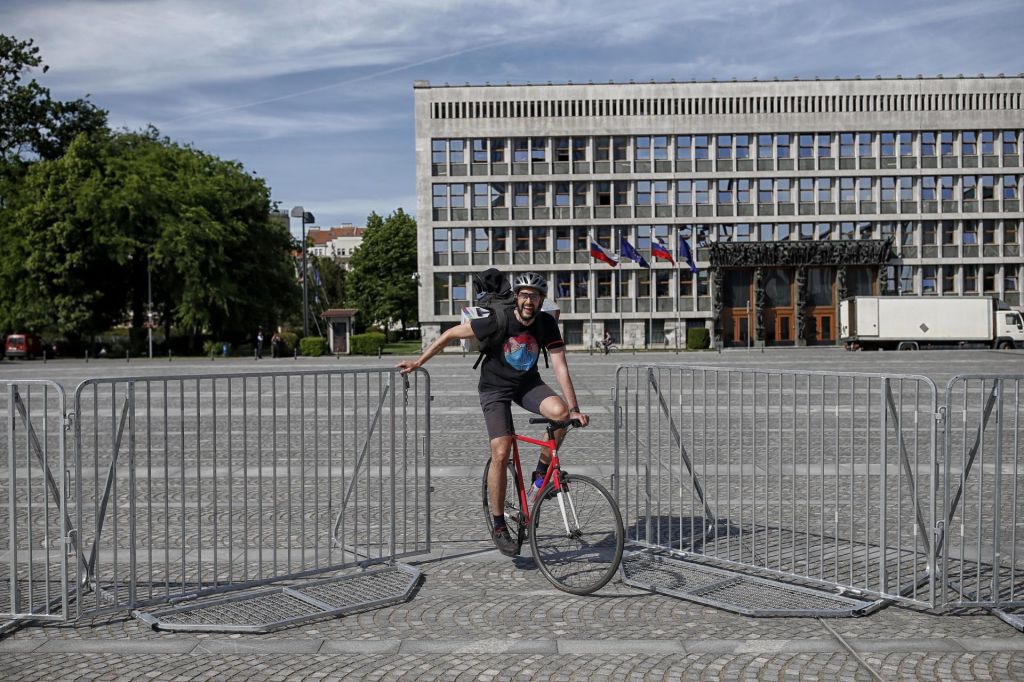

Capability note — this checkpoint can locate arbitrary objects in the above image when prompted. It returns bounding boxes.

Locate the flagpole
[649,263,654,350]
[618,267,623,350]
[588,227,594,354]
[672,234,682,352]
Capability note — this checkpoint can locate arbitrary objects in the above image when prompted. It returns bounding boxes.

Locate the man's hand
[396,359,419,375]
[570,409,590,428]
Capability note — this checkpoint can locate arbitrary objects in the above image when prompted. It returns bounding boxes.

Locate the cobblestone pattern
[0,651,883,681]
[7,650,1024,680]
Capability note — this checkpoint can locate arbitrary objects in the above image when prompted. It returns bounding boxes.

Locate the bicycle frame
[506,428,578,535]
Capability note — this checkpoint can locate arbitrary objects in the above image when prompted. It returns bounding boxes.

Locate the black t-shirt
[471,311,565,393]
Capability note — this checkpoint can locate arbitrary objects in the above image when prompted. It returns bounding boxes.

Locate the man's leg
[517,383,568,476]
[536,394,571,466]
[487,436,513,518]
[479,395,519,553]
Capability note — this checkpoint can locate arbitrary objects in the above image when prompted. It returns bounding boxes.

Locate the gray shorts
[479,381,559,439]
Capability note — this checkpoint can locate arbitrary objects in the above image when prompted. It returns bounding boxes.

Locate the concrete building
[414,77,1023,348]
[307,225,366,269]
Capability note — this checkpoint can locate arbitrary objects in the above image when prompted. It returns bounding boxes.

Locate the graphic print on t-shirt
[503,333,539,371]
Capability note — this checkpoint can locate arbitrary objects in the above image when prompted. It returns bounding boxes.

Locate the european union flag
[679,233,698,274]
[620,237,650,268]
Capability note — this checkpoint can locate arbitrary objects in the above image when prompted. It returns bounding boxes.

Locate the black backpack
[470,269,516,369]
[470,269,548,370]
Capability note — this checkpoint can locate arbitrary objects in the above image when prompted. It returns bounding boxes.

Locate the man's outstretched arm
[396,322,476,374]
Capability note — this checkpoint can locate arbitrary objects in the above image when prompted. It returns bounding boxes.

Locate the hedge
[350,332,386,356]
[279,330,298,355]
[686,327,710,350]
[299,336,328,356]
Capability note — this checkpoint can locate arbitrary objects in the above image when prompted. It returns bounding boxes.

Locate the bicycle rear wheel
[529,473,624,595]
[481,458,525,552]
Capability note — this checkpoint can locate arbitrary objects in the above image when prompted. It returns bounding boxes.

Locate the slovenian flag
[590,241,618,267]
[620,237,650,268]
[651,238,675,265]
[679,233,699,274]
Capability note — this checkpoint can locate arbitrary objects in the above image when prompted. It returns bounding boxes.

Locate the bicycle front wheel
[529,473,624,595]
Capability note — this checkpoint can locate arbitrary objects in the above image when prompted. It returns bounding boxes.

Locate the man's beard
[516,301,536,322]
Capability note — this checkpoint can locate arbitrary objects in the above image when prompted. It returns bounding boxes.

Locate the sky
[4,0,1024,235]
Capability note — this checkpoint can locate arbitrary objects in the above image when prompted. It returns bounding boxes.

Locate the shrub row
[350,332,386,355]
[686,328,710,350]
[299,336,328,356]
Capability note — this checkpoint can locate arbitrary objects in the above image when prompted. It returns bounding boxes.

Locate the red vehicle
[4,333,43,360]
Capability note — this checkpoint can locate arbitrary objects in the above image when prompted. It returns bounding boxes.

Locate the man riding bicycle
[396,272,590,556]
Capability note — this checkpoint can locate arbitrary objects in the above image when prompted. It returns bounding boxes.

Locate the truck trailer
[839,296,1024,350]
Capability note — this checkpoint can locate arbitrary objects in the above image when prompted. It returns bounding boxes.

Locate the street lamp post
[147,255,153,359]
[291,206,316,337]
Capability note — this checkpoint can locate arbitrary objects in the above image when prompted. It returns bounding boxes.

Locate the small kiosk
[321,308,358,355]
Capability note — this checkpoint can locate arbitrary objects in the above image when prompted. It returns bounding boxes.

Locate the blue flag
[679,233,698,273]
[620,237,650,268]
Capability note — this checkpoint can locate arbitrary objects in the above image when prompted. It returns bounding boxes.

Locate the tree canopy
[0,127,298,343]
[0,34,107,167]
[0,33,299,345]
[346,208,418,334]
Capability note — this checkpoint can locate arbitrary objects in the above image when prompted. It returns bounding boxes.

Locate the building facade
[307,225,366,269]
[414,77,1024,348]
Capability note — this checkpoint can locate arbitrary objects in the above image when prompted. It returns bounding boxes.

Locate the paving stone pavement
[3,349,1024,680]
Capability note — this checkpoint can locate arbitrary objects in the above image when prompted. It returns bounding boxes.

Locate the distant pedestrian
[271,332,282,358]
[255,328,264,359]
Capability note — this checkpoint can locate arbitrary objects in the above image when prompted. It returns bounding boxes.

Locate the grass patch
[382,339,423,355]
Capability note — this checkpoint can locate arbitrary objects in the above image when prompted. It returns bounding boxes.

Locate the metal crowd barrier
[940,375,1024,623]
[2,368,431,624]
[0,381,71,625]
[615,365,940,608]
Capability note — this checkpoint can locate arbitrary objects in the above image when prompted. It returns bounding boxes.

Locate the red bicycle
[481,417,624,594]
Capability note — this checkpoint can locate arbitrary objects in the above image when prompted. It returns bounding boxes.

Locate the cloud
[6,0,812,95]
[164,107,403,142]
[5,0,514,93]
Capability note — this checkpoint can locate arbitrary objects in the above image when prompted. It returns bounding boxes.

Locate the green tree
[346,209,418,337]
[0,128,297,345]
[0,32,109,337]
[0,34,107,170]
[309,254,348,310]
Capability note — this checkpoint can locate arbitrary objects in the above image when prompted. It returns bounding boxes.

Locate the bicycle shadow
[511,554,539,571]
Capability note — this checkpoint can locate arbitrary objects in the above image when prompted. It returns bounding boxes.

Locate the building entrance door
[722,310,752,347]
[805,310,833,345]
[804,268,835,345]
[721,269,752,347]
[763,309,793,345]
[733,313,750,346]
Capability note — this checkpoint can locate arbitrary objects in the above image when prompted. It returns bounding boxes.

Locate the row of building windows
[432,263,1023,312]
[431,220,1024,256]
[431,175,1024,210]
[429,90,1023,120]
[431,131,1024,165]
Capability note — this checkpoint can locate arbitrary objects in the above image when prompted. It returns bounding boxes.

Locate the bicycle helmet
[512,271,548,296]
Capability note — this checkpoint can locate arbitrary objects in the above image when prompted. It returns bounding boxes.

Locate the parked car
[4,333,43,360]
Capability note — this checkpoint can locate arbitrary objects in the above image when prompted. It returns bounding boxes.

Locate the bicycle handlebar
[528,417,582,429]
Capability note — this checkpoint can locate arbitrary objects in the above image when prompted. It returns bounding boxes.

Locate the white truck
[840,296,1024,351]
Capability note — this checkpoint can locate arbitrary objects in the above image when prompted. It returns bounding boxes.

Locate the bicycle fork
[551,468,583,539]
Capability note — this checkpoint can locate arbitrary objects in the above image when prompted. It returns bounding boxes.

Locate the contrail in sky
[158,37,522,125]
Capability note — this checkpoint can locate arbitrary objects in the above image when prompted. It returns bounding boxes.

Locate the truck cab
[996,310,1024,349]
